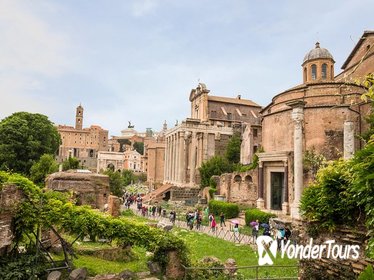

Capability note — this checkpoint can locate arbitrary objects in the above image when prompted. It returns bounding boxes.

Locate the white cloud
[0,0,70,75]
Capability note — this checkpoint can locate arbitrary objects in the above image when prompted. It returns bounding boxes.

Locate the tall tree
[225,133,241,164]
[199,156,232,187]
[104,169,124,197]
[0,112,60,174]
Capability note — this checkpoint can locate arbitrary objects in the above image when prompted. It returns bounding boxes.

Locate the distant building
[143,121,167,189]
[164,83,262,187]
[97,151,125,172]
[57,105,108,171]
[124,149,142,173]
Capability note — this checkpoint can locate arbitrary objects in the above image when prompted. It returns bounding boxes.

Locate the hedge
[208,200,239,219]
[245,208,276,225]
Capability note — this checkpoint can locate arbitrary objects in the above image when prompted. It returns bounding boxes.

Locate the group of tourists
[122,193,142,209]
[250,220,292,247]
[185,210,203,230]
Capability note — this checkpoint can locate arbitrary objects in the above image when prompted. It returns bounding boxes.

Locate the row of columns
[164,130,212,186]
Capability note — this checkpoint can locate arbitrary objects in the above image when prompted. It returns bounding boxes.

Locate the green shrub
[208,200,239,219]
[208,187,216,198]
[359,265,374,280]
[244,208,276,225]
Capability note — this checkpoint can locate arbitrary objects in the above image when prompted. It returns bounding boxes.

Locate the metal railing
[135,210,254,245]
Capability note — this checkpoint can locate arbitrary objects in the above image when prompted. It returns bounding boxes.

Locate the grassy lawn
[173,228,298,279]
[73,246,148,275]
[53,213,298,278]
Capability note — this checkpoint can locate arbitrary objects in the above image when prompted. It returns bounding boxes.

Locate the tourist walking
[251,220,259,243]
[211,215,217,233]
[220,212,226,227]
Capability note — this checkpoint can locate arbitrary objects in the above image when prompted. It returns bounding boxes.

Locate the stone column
[168,136,172,182]
[202,132,208,162]
[179,131,185,184]
[288,100,305,219]
[282,161,289,215]
[190,132,197,186]
[175,133,180,185]
[171,134,176,183]
[256,161,265,209]
[344,120,355,159]
[164,136,169,182]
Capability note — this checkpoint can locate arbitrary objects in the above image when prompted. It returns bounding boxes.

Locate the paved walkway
[130,207,254,245]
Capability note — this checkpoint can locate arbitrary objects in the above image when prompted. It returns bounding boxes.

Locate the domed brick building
[257,31,374,219]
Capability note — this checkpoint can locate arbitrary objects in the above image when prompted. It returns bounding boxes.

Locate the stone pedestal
[256,198,265,210]
[282,202,289,215]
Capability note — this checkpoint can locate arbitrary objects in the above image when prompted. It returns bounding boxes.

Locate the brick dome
[303,42,334,63]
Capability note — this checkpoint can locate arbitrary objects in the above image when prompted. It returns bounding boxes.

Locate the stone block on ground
[224,258,237,276]
[156,221,173,231]
[47,271,62,280]
[90,274,119,280]
[69,268,88,280]
[119,270,137,280]
[147,261,161,275]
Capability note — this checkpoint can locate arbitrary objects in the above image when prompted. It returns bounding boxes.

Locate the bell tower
[75,104,83,130]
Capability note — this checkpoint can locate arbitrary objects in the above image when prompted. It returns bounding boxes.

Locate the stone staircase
[142,184,173,203]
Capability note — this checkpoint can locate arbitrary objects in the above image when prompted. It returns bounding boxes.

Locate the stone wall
[46,171,110,210]
[170,187,200,204]
[0,184,23,255]
[297,223,374,279]
[216,170,258,206]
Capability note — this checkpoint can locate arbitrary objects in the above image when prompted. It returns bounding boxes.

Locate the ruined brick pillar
[108,195,121,217]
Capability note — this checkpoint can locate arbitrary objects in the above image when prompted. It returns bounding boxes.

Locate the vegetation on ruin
[0,171,189,274]
[360,73,374,142]
[0,112,60,175]
[62,156,80,171]
[208,200,240,219]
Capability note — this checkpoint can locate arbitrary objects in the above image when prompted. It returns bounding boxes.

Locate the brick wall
[295,222,374,279]
[216,170,258,206]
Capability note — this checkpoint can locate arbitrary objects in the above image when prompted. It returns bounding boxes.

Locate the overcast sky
[0,0,372,136]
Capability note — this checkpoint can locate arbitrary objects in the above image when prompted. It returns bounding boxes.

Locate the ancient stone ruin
[46,171,110,210]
